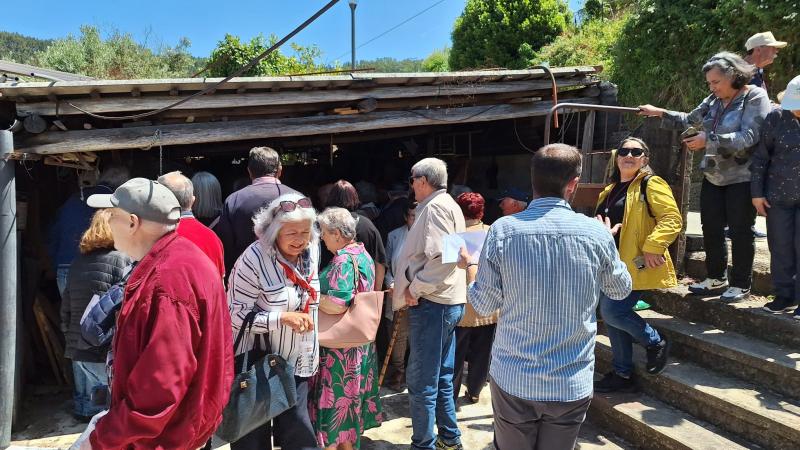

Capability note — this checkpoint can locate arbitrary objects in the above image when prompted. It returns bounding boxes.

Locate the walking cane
[379,307,406,386]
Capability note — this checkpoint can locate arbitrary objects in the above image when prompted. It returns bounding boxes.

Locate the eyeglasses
[272,197,313,216]
[617,147,645,157]
[408,175,422,185]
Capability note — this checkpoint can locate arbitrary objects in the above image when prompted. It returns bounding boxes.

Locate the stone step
[596,335,800,450]
[645,285,800,348]
[685,251,773,297]
[588,389,756,450]
[637,309,800,400]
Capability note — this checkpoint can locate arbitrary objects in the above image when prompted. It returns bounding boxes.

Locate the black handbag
[216,311,297,443]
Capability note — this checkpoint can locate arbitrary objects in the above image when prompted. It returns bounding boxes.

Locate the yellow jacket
[596,170,683,290]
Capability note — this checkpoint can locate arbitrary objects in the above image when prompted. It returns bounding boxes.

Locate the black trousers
[229,376,318,450]
[700,179,756,288]
[453,324,495,402]
[767,200,800,302]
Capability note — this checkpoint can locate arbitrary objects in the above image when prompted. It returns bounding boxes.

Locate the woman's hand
[752,197,771,217]
[638,105,665,118]
[683,132,707,152]
[643,252,666,269]
[595,215,622,236]
[281,312,314,333]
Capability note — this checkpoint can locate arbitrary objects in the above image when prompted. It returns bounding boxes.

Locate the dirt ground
[10,384,623,450]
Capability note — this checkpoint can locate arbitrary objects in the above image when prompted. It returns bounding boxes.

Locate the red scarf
[278,261,317,314]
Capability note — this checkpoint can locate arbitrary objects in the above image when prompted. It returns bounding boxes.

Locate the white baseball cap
[781,75,800,111]
[745,32,788,51]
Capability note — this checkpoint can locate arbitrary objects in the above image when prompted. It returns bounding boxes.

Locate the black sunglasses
[617,147,645,157]
[408,175,423,185]
[273,197,313,216]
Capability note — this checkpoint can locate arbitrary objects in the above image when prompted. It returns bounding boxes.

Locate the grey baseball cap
[87,177,181,224]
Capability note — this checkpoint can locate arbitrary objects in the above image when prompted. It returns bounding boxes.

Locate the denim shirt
[661,86,771,186]
[751,109,800,204]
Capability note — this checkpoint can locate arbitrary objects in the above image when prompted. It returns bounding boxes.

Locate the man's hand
[404,287,419,307]
[683,132,707,152]
[456,246,472,270]
[596,215,622,236]
[638,104,665,118]
[643,252,666,269]
[752,197,771,217]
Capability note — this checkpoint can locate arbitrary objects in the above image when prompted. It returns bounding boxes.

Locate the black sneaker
[763,297,798,314]
[434,437,464,450]
[594,371,637,393]
[646,337,670,375]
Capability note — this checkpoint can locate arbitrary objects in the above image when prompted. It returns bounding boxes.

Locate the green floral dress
[309,243,384,448]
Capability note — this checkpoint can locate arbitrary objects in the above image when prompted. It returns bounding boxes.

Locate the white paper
[441,231,487,264]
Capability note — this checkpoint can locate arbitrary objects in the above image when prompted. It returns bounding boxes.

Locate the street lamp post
[349,0,357,70]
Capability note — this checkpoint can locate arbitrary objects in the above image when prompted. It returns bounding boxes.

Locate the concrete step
[685,250,773,297]
[588,389,756,450]
[636,309,800,400]
[645,285,800,348]
[596,335,800,450]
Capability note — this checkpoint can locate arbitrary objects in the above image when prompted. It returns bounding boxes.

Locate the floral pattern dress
[309,243,384,448]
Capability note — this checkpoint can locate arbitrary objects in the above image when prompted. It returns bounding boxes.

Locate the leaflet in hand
[442,231,488,264]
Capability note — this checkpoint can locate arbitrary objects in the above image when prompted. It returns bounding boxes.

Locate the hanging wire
[67,0,341,121]
[512,118,536,154]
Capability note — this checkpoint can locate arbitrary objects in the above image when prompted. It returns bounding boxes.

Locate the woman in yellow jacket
[593,137,683,393]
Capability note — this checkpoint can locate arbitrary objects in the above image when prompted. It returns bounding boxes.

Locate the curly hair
[79,209,115,254]
[456,192,485,221]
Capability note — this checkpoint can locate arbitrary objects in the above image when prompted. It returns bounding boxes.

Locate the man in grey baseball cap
[77,177,233,449]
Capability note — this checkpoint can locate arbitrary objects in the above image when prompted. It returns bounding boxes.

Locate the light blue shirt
[469,197,631,402]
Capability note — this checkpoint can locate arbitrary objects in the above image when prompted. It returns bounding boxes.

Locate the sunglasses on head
[273,197,313,216]
[617,147,645,157]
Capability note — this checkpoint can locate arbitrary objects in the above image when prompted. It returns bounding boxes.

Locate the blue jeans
[407,299,464,450]
[57,264,70,299]
[72,360,108,417]
[600,290,661,377]
[766,201,800,303]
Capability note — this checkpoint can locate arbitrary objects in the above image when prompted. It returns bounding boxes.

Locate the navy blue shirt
[751,109,800,204]
[48,184,114,269]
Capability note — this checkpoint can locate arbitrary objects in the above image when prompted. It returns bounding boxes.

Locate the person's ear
[129,214,141,233]
[565,177,581,201]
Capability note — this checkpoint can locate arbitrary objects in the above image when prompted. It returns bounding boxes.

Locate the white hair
[253,193,318,251]
[318,207,358,241]
[412,157,448,189]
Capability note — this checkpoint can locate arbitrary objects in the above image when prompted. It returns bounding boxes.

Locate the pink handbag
[318,255,384,349]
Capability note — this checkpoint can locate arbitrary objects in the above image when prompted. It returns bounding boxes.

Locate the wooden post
[0,129,17,448]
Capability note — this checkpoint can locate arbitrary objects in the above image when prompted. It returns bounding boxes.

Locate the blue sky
[7,0,585,62]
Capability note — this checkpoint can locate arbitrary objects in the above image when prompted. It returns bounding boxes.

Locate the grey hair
[191,171,223,219]
[157,171,194,211]
[702,52,755,89]
[253,193,318,252]
[98,164,130,190]
[411,157,448,189]
[318,207,358,241]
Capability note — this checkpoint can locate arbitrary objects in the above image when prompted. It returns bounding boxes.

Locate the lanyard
[711,88,745,133]
[278,261,317,313]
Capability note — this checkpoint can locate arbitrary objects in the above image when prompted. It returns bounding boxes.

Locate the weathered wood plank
[0,67,598,97]
[15,97,599,155]
[15,78,597,116]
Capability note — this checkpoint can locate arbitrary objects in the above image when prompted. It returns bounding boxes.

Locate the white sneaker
[720,286,750,302]
[688,278,728,294]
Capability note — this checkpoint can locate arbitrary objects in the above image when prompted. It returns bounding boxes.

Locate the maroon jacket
[91,233,233,449]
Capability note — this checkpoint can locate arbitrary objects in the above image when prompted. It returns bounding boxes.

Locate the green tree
[449,0,573,70]
[422,48,451,72]
[356,57,423,73]
[35,25,198,79]
[206,34,324,77]
[0,31,52,63]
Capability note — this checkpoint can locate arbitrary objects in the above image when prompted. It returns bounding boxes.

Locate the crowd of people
[45,30,800,450]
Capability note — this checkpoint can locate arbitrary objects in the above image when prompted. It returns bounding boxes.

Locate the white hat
[781,75,800,111]
[745,32,788,51]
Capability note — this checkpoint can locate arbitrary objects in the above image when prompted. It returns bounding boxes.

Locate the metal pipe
[350,1,357,70]
[530,65,559,128]
[0,129,17,448]
[544,103,640,144]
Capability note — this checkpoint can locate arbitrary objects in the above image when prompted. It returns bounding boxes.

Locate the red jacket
[177,214,225,278]
[91,233,233,449]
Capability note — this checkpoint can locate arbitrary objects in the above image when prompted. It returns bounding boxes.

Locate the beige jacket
[392,189,466,310]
